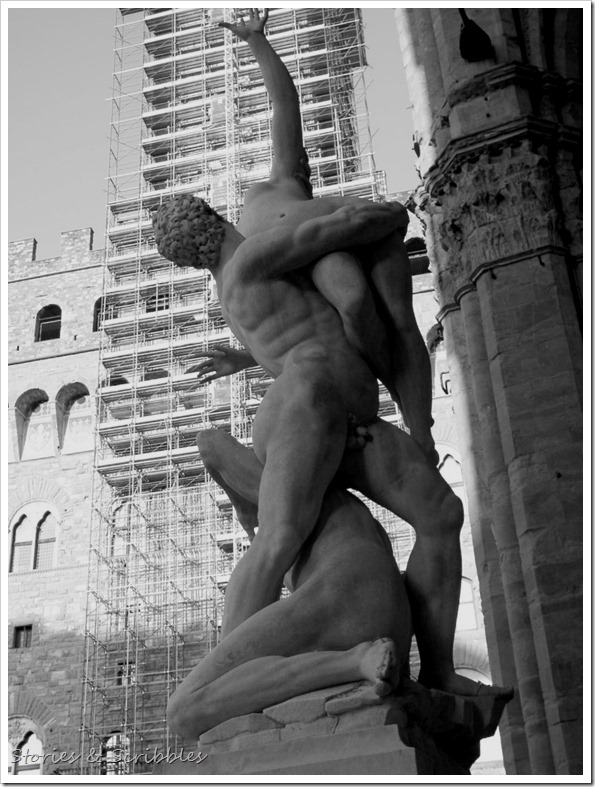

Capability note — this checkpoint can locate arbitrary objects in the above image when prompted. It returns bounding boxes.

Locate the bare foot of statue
[357,638,399,696]
[419,670,514,700]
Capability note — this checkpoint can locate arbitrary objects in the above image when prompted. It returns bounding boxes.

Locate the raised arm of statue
[220,9,307,187]
[235,201,407,282]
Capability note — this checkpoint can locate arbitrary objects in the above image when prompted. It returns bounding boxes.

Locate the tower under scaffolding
[81,7,412,773]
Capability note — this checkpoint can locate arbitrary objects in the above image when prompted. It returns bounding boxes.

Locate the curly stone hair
[152,195,225,269]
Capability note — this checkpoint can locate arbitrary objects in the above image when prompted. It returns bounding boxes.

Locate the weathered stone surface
[396,7,582,775]
[335,704,404,733]
[279,716,337,741]
[325,682,385,715]
[203,727,282,754]
[174,681,511,776]
[198,712,282,745]
[159,726,423,776]
[262,682,359,724]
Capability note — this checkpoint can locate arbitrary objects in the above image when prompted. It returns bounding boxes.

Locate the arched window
[10,505,57,573]
[10,516,35,573]
[35,305,62,342]
[93,297,105,332]
[11,730,44,775]
[33,513,57,570]
[103,732,130,775]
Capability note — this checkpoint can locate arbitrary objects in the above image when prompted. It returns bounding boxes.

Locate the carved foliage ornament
[426,141,563,291]
[8,719,32,747]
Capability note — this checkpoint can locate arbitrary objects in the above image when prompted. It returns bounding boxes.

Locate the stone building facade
[395,7,583,775]
[7,229,104,775]
[7,216,507,773]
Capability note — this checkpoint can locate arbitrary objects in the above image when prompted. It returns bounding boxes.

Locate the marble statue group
[151,10,511,739]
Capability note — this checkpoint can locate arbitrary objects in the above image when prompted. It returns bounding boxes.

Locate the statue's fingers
[194,349,222,359]
[261,9,269,23]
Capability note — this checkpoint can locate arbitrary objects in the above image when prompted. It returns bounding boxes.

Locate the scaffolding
[81,8,408,773]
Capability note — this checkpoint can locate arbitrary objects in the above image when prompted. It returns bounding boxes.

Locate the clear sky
[8,6,419,259]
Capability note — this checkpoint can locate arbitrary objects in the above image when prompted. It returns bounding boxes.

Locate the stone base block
[155,680,509,776]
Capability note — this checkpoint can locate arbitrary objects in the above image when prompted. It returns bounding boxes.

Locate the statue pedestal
[156,680,508,776]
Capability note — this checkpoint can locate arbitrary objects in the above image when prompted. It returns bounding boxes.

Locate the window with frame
[13,625,33,649]
[34,513,57,570]
[35,304,62,342]
[93,297,105,332]
[10,730,43,775]
[10,516,34,573]
[102,733,130,775]
[146,288,170,313]
[117,661,136,686]
[10,505,57,573]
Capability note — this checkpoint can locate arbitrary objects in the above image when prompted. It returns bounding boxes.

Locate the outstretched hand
[190,346,253,383]
[219,8,269,40]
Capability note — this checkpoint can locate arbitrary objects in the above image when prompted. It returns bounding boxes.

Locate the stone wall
[395,7,582,775]
[8,228,104,360]
[8,229,103,774]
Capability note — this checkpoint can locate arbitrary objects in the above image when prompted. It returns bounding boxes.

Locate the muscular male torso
[217,220,379,422]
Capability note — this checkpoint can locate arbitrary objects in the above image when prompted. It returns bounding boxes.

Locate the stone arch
[8,691,56,742]
[432,423,460,452]
[8,477,72,524]
[55,382,91,449]
[453,639,491,680]
[14,389,49,459]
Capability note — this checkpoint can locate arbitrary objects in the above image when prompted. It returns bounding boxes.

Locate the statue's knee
[167,686,210,739]
[166,689,187,738]
[196,428,227,464]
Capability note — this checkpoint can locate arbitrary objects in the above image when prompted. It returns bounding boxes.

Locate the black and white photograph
[5,3,586,779]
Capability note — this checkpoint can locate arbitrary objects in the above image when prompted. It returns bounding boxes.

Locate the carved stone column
[396,8,582,775]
